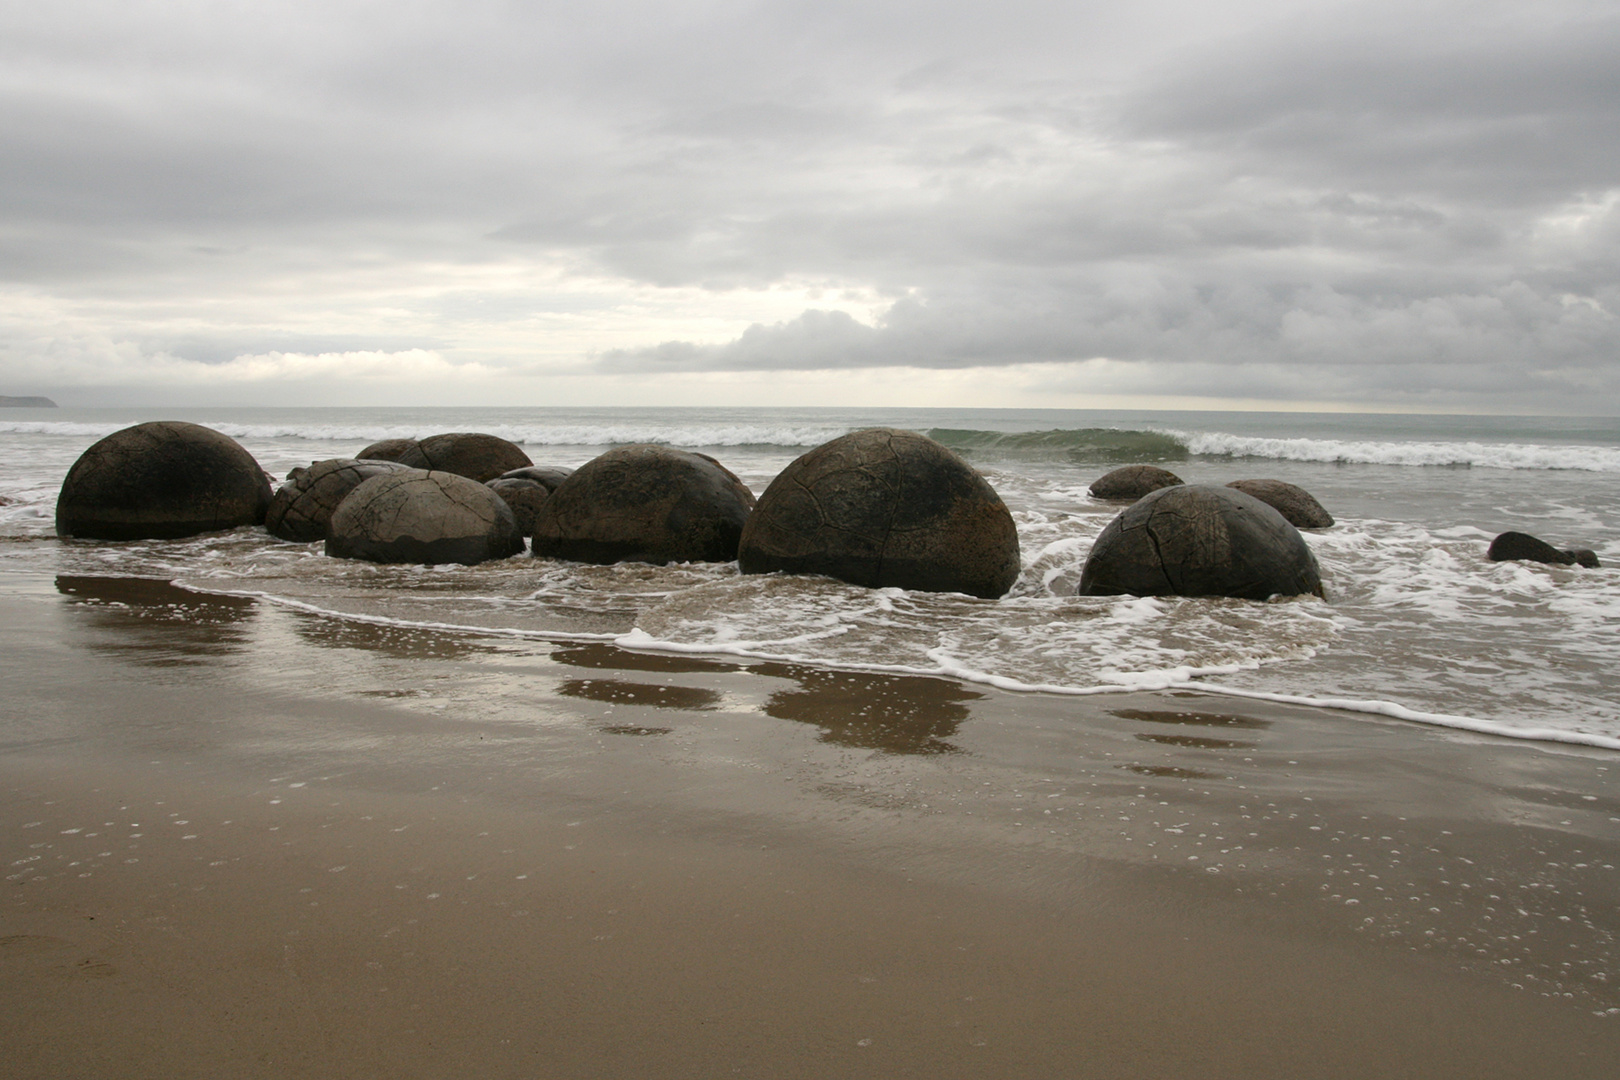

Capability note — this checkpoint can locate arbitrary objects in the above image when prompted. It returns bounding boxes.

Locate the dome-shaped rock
[739,428,1020,599]
[497,465,574,490]
[1079,484,1323,600]
[326,470,524,565]
[267,458,415,542]
[1225,479,1334,528]
[1487,531,1600,568]
[356,437,418,462]
[1089,465,1184,501]
[397,432,532,483]
[486,477,550,538]
[532,445,755,565]
[56,421,271,540]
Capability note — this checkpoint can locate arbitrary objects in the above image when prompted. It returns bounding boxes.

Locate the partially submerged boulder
[1079,484,1323,600]
[56,421,271,540]
[397,432,532,483]
[267,458,414,542]
[1487,531,1601,568]
[486,477,550,538]
[326,470,524,565]
[1089,465,1184,501]
[738,428,1020,599]
[532,445,754,565]
[1225,479,1334,529]
[356,438,418,462]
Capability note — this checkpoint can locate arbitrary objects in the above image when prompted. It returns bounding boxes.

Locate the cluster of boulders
[55,423,1602,599]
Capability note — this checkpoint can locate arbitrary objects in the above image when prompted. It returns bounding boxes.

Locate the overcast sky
[2,0,1618,412]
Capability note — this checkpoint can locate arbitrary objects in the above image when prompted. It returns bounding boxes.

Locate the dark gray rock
[1089,465,1184,501]
[486,477,550,538]
[267,458,415,542]
[356,438,418,462]
[738,428,1021,599]
[397,432,532,483]
[1225,479,1335,528]
[326,470,524,565]
[497,465,574,490]
[1078,484,1324,600]
[1487,531,1600,568]
[533,445,755,565]
[56,421,271,540]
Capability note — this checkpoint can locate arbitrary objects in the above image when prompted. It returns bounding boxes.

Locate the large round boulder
[1225,479,1334,528]
[56,421,271,540]
[356,437,418,462]
[326,470,525,565]
[497,465,574,490]
[1487,531,1601,568]
[396,432,532,483]
[738,428,1020,599]
[1089,465,1184,501]
[267,458,415,542]
[1078,484,1323,600]
[486,478,550,537]
[532,446,755,565]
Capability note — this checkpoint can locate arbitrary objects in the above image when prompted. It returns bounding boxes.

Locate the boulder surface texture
[1079,484,1324,600]
[356,437,419,462]
[1225,478,1335,528]
[738,428,1021,599]
[326,470,524,565]
[267,458,414,542]
[486,477,551,537]
[1487,531,1601,568]
[56,421,271,540]
[1089,465,1184,501]
[497,465,574,490]
[532,445,755,565]
[397,432,532,483]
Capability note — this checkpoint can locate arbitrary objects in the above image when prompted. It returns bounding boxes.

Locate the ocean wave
[1177,431,1620,472]
[928,427,1189,462]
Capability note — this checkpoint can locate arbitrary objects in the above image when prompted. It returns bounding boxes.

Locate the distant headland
[0,396,57,408]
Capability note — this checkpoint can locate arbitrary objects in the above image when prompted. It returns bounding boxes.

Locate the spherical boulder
[738,428,1020,599]
[1487,531,1600,568]
[326,470,524,565]
[1089,465,1184,501]
[56,421,271,540]
[486,477,550,537]
[532,445,755,565]
[396,432,532,483]
[1078,484,1323,600]
[267,458,415,542]
[497,465,574,490]
[356,437,418,462]
[1225,478,1334,528]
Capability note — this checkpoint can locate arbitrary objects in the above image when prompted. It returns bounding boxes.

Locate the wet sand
[3,573,1619,1078]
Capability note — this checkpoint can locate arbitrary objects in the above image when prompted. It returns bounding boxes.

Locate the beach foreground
[3,572,1618,1078]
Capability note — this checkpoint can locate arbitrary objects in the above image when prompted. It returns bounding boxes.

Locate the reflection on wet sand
[1111,707,1272,730]
[756,665,981,755]
[1134,732,1257,750]
[550,642,742,674]
[288,611,493,661]
[55,576,256,666]
[557,678,721,711]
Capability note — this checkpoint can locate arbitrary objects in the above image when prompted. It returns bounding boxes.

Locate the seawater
[2,405,1617,749]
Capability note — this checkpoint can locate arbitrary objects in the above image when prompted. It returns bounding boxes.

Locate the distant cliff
[0,396,57,408]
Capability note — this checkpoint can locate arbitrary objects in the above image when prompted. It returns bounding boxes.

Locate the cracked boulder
[532,445,755,565]
[326,469,525,565]
[266,458,415,542]
[396,432,532,482]
[1078,484,1323,600]
[738,428,1021,599]
[356,437,419,462]
[1089,465,1184,501]
[1487,531,1600,568]
[56,421,272,540]
[1225,478,1334,528]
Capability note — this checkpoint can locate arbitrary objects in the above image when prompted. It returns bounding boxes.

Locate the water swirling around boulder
[56,421,271,541]
[1487,531,1600,568]
[1079,484,1324,601]
[326,470,525,566]
[738,428,1021,599]
[532,445,755,565]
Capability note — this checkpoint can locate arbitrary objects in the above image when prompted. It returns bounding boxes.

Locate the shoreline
[3,570,1619,1076]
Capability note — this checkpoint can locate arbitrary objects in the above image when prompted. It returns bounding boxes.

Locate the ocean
[3,404,1616,750]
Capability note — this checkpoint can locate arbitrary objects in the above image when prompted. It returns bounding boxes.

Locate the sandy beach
[2,570,1617,1078]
